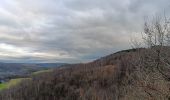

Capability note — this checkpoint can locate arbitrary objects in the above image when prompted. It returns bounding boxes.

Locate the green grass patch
[0,78,31,91]
[0,83,7,90]
[0,69,53,91]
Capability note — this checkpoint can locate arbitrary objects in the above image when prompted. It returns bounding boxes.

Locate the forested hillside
[0,47,170,100]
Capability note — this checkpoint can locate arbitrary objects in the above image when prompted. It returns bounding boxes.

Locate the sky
[0,0,169,63]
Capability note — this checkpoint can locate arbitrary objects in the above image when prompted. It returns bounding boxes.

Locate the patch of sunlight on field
[32,69,53,75]
[0,70,53,91]
[0,78,31,91]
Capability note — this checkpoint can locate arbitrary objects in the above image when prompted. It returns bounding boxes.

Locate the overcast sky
[0,0,169,63]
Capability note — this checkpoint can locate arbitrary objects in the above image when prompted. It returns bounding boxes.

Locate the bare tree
[128,15,170,99]
[142,16,170,80]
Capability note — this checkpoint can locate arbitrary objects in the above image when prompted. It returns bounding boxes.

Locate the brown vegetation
[0,47,169,100]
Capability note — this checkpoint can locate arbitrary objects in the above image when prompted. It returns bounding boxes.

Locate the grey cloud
[0,0,169,63]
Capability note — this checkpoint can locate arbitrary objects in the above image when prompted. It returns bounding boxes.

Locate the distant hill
[34,63,67,68]
[0,63,66,80]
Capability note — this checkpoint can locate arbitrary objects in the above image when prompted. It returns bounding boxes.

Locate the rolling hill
[0,63,66,82]
[0,48,170,100]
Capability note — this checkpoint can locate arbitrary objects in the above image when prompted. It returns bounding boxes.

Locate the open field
[0,78,31,91]
[0,69,53,91]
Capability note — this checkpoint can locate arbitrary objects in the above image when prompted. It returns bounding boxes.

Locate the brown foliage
[0,48,170,100]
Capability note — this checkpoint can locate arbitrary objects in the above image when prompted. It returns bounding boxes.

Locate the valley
[0,63,66,91]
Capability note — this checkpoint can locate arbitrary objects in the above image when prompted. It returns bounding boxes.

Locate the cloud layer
[0,0,169,63]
